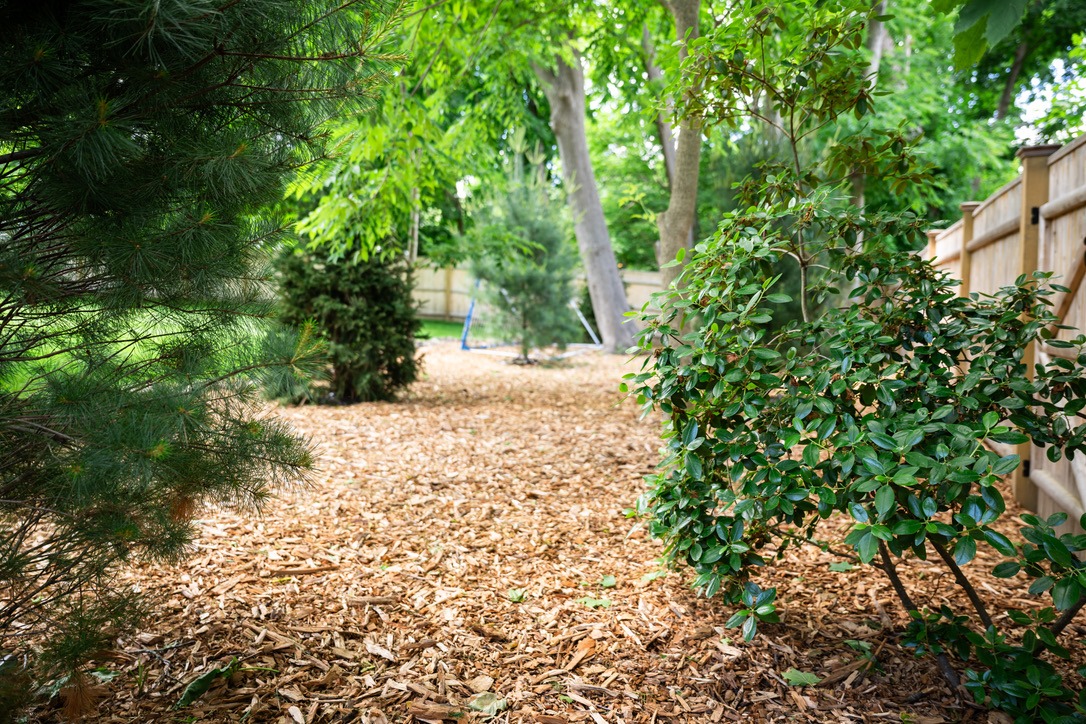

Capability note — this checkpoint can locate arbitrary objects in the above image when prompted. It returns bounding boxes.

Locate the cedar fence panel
[928,136,1086,534]
[412,260,663,321]
[1032,135,1086,534]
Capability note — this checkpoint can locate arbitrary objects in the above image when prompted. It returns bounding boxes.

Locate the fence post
[925,230,938,260]
[443,265,454,321]
[959,202,979,297]
[1012,144,1060,510]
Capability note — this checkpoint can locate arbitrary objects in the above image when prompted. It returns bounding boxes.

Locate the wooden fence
[928,135,1086,532]
[412,261,663,322]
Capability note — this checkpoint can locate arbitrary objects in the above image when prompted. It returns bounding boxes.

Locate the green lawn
[420,319,464,340]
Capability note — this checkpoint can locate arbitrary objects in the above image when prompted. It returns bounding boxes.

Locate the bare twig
[878,542,960,690]
[929,539,994,629]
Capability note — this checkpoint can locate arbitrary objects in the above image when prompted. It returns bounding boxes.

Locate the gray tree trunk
[533,52,636,353]
[656,0,701,292]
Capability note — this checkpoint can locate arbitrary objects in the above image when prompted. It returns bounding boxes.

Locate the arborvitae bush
[276,249,422,403]
[0,0,394,711]
[471,183,581,363]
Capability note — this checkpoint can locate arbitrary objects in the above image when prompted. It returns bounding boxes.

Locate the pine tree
[472,176,581,364]
[0,0,396,706]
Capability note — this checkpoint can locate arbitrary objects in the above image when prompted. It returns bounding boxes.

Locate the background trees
[292,0,1085,349]
[0,0,396,705]
[470,145,582,363]
[276,251,422,402]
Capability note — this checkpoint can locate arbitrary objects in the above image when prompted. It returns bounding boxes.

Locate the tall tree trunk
[851,2,891,219]
[865,2,889,82]
[656,0,701,292]
[533,52,635,353]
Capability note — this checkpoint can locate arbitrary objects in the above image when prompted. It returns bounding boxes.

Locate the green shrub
[276,249,421,402]
[629,2,1086,720]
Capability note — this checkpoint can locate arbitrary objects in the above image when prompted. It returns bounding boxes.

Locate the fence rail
[412,262,663,322]
[929,134,1086,533]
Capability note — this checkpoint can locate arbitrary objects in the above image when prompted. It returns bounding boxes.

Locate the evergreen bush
[630,2,1086,720]
[471,183,581,363]
[0,0,394,710]
[276,249,422,403]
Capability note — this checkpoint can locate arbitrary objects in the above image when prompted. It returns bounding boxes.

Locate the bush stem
[929,539,993,629]
[878,542,960,690]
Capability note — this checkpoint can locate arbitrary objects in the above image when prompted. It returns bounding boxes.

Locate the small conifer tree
[0,0,396,708]
[471,138,581,363]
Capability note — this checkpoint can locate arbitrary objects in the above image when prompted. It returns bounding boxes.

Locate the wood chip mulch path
[45,342,1078,723]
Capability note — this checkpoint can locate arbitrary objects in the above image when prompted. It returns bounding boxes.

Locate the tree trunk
[655,0,702,293]
[533,52,635,353]
[996,41,1030,121]
[866,3,889,82]
[850,2,891,221]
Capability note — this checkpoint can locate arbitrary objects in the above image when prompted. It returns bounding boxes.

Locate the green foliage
[276,249,421,403]
[175,659,242,709]
[0,0,394,704]
[471,183,581,363]
[631,1,1086,720]
[782,668,822,687]
[1035,34,1086,143]
[932,0,1031,68]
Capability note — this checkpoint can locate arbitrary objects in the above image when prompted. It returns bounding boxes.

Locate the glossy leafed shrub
[628,2,1086,719]
[630,201,1086,717]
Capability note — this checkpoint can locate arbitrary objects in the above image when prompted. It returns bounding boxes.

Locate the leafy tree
[297,0,641,353]
[632,1,1086,719]
[1034,34,1086,143]
[276,248,422,402]
[0,0,395,707]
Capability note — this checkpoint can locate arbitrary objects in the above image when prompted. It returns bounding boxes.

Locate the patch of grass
[419,319,464,340]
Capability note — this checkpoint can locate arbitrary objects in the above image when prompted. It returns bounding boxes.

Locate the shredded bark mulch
[33,342,1078,723]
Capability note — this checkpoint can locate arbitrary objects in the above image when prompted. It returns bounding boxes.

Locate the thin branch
[403,0,451,20]
[929,540,993,629]
[410,36,448,96]
[1050,596,1086,638]
[0,148,41,165]
[879,542,961,690]
[453,0,505,82]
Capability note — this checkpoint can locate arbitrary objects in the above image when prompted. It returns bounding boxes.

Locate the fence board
[969,178,1021,295]
[1031,139,1086,535]
[412,260,663,321]
[927,140,1086,529]
[931,219,963,281]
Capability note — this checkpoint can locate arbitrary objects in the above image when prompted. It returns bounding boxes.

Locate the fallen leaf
[467,692,507,716]
[782,668,821,686]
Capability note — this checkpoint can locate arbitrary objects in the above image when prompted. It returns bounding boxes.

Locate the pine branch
[0,148,41,165]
